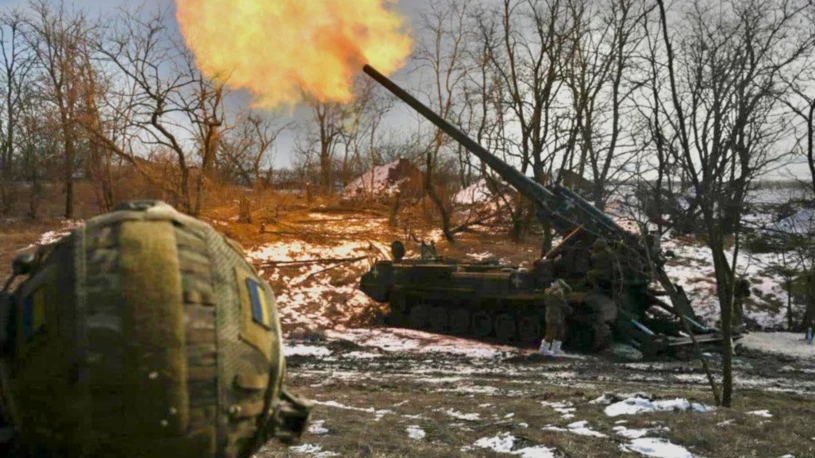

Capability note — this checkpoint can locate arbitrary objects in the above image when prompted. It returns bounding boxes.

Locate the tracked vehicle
[359,65,725,358]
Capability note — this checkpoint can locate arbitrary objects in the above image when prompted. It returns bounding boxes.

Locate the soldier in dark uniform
[733,276,751,329]
[588,238,615,293]
[540,279,573,356]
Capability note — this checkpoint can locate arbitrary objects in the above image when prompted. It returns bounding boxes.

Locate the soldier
[0,201,310,457]
[539,279,573,357]
[588,238,615,292]
[732,276,751,329]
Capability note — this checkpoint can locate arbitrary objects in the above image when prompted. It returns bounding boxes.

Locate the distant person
[588,238,615,293]
[540,279,573,357]
[733,276,751,329]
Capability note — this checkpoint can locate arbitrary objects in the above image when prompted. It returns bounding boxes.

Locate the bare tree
[304,98,347,195]
[411,0,473,242]
[782,64,815,196]
[335,77,395,193]
[84,7,228,215]
[23,0,97,219]
[0,10,33,215]
[219,111,290,188]
[653,0,814,407]
[475,0,581,250]
[565,0,650,208]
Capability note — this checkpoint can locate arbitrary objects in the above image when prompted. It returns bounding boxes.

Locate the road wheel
[386,293,407,326]
[495,313,517,342]
[518,314,542,344]
[449,308,470,335]
[409,303,430,329]
[472,311,493,338]
[429,306,450,332]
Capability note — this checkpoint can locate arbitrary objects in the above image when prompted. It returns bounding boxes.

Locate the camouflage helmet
[0,200,310,457]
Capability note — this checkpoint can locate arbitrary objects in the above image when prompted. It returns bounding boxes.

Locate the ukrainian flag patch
[245,279,271,329]
[22,287,46,340]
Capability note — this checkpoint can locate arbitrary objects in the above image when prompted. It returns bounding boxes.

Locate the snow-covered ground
[32,219,83,246]
[467,432,557,457]
[247,239,381,330]
[454,179,494,206]
[739,332,815,360]
[324,327,517,358]
[658,231,810,330]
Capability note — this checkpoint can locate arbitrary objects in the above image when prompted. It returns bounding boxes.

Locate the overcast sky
[0,0,433,167]
[0,0,810,180]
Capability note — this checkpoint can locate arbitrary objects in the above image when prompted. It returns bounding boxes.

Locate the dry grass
[0,218,65,281]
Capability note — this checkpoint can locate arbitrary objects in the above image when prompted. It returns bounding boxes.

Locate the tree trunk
[709,232,734,407]
[802,274,815,331]
[64,135,75,219]
[807,103,814,197]
[787,277,793,331]
[320,141,331,195]
[425,151,454,243]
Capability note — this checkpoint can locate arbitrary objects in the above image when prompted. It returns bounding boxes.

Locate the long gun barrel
[363,65,558,214]
[364,65,628,242]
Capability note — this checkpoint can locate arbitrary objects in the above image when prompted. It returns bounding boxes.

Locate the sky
[0,0,430,168]
[0,0,810,181]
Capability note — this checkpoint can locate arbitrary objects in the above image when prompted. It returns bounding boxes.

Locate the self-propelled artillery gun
[358,65,726,358]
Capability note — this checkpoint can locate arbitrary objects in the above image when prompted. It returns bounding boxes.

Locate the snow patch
[325,327,515,359]
[544,421,607,437]
[620,438,695,458]
[470,433,557,457]
[289,444,340,457]
[285,345,333,358]
[455,179,494,205]
[747,410,773,418]
[246,239,380,330]
[614,425,669,439]
[613,426,651,439]
[312,400,392,421]
[344,161,402,196]
[406,425,426,440]
[541,401,577,419]
[473,432,515,453]
[739,333,815,360]
[36,220,83,246]
[307,420,329,435]
[604,397,714,417]
[440,408,481,421]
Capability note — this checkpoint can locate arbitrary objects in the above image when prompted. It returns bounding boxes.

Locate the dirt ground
[256,338,815,458]
[2,190,814,458]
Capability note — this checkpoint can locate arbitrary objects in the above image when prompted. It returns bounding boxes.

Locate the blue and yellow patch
[245,279,271,329]
[22,288,46,340]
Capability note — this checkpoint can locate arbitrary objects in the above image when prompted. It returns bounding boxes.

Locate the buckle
[270,390,312,445]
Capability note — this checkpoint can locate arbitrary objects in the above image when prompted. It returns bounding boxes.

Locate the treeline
[1,0,814,221]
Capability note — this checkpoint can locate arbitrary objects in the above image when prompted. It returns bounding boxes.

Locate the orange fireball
[176,0,412,108]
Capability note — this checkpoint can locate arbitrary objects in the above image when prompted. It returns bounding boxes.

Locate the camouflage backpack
[0,201,310,457]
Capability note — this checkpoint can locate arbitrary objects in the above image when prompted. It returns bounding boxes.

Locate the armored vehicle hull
[361,258,617,351]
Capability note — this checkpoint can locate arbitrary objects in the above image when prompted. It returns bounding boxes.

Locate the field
[0,183,813,458]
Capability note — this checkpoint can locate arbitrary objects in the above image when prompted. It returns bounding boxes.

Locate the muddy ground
[3,201,814,458]
[256,334,815,458]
